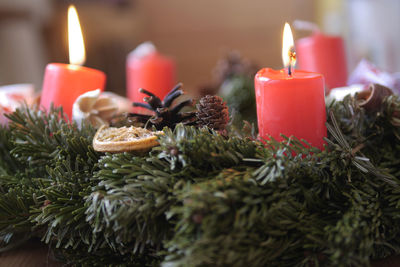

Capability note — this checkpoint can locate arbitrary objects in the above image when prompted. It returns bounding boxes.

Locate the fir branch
[1,94,400,266]
[0,125,21,174]
[155,124,258,172]
[86,153,174,255]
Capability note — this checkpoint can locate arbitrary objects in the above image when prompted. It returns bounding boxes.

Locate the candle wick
[287,50,296,76]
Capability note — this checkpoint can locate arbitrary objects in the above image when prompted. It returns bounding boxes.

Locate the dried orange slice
[93,125,163,153]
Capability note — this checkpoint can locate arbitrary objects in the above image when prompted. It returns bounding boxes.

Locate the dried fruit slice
[93,125,163,153]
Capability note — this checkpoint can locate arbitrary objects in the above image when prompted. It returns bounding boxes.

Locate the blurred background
[0,0,399,96]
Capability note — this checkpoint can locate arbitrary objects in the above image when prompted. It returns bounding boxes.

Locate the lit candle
[126,42,175,112]
[296,32,347,93]
[254,23,327,150]
[40,5,106,119]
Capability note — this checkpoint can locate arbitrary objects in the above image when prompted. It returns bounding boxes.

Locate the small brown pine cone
[196,95,229,131]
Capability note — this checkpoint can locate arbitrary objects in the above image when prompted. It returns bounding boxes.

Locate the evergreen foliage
[0,95,400,266]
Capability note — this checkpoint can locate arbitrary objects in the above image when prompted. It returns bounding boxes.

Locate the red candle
[126,42,175,112]
[41,64,106,118]
[296,33,347,93]
[255,69,326,149]
[40,5,106,119]
[255,23,327,150]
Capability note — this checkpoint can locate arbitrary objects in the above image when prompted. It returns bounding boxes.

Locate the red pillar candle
[126,42,175,112]
[296,33,347,93]
[255,23,327,150]
[255,69,326,149]
[41,64,106,118]
[40,5,106,119]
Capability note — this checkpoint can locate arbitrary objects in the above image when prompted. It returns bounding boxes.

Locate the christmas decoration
[0,84,36,125]
[356,83,393,112]
[1,87,400,266]
[348,59,400,94]
[92,125,162,153]
[326,84,365,103]
[126,83,197,129]
[196,95,229,133]
[72,89,118,128]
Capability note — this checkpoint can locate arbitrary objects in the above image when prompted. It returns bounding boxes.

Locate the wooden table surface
[0,241,61,267]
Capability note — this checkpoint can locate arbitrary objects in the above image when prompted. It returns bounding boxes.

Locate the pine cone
[123,83,197,130]
[196,95,229,132]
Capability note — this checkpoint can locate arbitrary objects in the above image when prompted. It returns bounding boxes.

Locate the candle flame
[282,22,296,69]
[68,5,86,65]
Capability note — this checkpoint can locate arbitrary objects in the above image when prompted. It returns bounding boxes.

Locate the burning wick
[282,22,296,76]
[288,50,296,76]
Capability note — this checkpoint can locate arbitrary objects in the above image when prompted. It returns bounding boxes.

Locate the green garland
[1,94,400,266]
